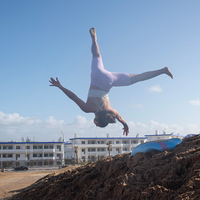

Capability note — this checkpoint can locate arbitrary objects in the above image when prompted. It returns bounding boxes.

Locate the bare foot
[164,67,173,79]
[89,28,97,41]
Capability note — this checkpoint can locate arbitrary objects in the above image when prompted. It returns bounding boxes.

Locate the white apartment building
[0,142,64,168]
[145,132,184,142]
[0,133,185,168]
[69,134,148,162]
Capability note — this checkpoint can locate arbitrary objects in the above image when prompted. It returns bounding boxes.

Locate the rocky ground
[10,135,200,200]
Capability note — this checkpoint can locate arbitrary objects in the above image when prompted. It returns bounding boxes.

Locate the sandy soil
[2,135,200,200]
[0,166,79,200]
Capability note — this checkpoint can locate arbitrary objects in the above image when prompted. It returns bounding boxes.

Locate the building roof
[69,137,147,140]
[0,142,63,144]
[145,134,184,137]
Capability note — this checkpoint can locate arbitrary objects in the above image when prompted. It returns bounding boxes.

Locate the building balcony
[43,149,55,153]
[74,144,126,148]
[0,158,14,161]
[31,157,55,160]
[96,151,106,154]
[0,149,32,154]
[87,152,97,155]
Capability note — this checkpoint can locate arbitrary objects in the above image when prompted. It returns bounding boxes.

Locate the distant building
[68,134,147,162]
[0,141,63,168]
[0,132,186,168]
[145,131,184,142]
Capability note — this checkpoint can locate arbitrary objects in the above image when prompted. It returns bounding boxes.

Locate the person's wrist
[124,123,128,127]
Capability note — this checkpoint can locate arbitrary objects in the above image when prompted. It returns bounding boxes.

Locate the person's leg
[129,67,173,84]
[90,28,101,58]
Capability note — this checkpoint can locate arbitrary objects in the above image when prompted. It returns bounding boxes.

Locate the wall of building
[0,142,63,168]
[0,133,185,168]
[145,133,184,142]
[69,137,147,162]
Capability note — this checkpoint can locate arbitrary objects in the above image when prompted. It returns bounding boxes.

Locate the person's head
[94,111,116,127]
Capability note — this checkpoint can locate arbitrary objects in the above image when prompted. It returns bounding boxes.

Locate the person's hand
[123,124,129,136]
[49,77,62,88]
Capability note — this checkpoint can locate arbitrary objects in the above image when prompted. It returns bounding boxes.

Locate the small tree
[106,141,112,161]
[74,146,79,165]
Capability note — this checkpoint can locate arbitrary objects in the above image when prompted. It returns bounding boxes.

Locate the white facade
[0,142,64,168]
[145,133,184,142]
[68,136,148,162]
[0,133,185,168]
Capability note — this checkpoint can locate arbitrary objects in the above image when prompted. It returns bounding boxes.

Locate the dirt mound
[10,135,200,200]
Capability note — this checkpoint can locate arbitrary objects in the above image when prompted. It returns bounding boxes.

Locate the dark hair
[95,111,116,127]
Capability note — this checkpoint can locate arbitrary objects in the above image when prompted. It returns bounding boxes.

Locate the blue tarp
[131,138,182,156]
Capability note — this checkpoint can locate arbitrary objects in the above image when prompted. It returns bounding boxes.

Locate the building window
[122,140,128,144]
[44,145,48,149]
[91,156,96,161]
[44,161,48,165]
[57,145,61,151]
[131,140,137,144]
[88,141,95,144]
[3,146,13,150]
[116,141,120,144]
[49,153,53,157]
[38,146,43,149]
[57,154,61,159]
[82,156,86,161]
[140,140,144,144]
[123,148,128,151]
[81,141,85,144]
[116,148,120,153]
[49,145,53,149]
[88,148,96,152]
[0,146,1,149]
[44,154,48,157]
[97,141,104,144]
[33,146,37,149]
[38,154,42,157]
[97,148,105,152]
[2,154,12,158]
[33,154,37,157]
[16,146,20,149]
[26,146,30,149]
[82,149,85,154]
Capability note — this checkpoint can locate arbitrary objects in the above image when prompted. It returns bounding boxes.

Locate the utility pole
[61,131,65,166]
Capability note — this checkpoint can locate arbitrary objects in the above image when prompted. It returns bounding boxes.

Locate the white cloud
[190,100,200,106]
[0,111,200,142]
[131,103,143,109]
[148,85,162,92]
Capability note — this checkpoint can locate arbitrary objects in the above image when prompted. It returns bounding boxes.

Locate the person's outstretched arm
[49,77,89,113]
[112,110,129,136]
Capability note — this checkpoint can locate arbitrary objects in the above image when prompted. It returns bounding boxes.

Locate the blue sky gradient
[1,1,200,141]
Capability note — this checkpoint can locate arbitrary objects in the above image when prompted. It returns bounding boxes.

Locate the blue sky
[1,0,200,142]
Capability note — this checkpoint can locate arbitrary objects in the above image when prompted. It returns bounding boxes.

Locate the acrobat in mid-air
[49,28,173,136]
